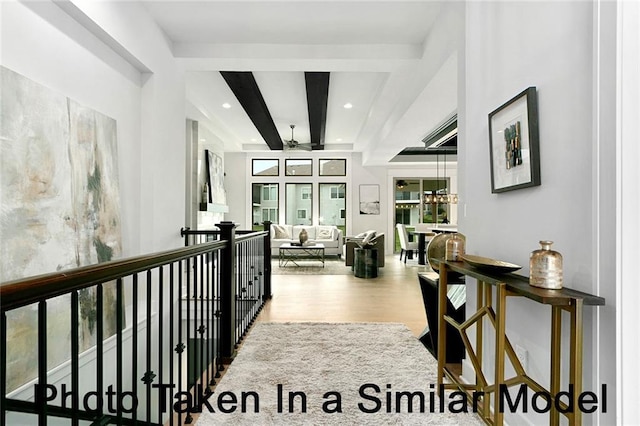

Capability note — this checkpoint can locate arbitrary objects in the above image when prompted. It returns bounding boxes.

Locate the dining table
[411,230,435,265]
[411,225,458,265]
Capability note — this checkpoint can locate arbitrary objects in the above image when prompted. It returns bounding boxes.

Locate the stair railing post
[262,221,272,300]
[216,221,237,360]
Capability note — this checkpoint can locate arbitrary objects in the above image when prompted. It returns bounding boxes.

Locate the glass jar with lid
[529,240,563,289]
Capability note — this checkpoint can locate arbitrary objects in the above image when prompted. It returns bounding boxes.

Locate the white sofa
[270,224,343,256]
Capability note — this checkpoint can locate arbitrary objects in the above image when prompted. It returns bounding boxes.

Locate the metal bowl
[459,254,521,273]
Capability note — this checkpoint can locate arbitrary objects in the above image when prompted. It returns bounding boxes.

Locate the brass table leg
[550,306,562,426]
[570,299,584,426]
[494,282,506,425]
[437,264,449,394]
[477,282,485,389]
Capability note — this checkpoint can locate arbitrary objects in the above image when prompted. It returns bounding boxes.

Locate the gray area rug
[271,258,353,275]
[196,322,483,425]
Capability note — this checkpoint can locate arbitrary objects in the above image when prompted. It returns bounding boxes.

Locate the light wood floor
[257,255,432,337]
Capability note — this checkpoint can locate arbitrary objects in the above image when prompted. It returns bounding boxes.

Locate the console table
[437,260,605,426]
[417,272,466,363]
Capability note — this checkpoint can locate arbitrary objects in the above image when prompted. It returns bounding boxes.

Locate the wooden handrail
[2,226,271,425]
[0,240,227,311]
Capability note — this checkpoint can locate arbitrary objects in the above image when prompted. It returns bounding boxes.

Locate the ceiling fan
[284,124,312,151]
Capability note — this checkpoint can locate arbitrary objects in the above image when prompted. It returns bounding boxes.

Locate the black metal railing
[0,221,272,425]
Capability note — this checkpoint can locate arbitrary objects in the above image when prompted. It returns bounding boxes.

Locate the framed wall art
[359,184,380,215]
[488,86,541,193]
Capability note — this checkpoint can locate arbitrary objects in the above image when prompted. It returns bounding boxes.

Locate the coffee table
[278,243,325,267]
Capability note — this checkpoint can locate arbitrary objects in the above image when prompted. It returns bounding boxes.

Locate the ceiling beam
[305,72,330,151]
[220,71,283,150]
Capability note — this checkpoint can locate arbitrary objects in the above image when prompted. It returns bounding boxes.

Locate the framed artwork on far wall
[488,86,541,193]
[359,184,380,215]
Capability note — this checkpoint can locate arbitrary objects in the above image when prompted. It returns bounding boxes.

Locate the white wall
[1,1,143,256]
[1,0,186,255]
[2,3,188,420]
[617,1,640,423]
[462,2,614,424]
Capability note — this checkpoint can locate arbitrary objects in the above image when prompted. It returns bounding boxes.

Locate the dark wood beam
[220,71,283,150]
[305,72,330,151]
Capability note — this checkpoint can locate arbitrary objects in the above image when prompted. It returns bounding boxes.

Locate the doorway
[394,177,450,252]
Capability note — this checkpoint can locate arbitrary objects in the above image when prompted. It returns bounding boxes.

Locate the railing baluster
[177,260,184,426]
[132,274,138,425]
[169,263,175,426]
[71,291,79,426]
[116,278,123,425]
[145,270,153,423]
[1,228,268,425]
[199,253,205,397]
[37,300,47,426]
[206,251,213,388]
[186,254,193,424]
[1,311,6,426]
[215,250,223,377]
[0,311,7,425]
[158,266,164,425]
[96,284,104,420]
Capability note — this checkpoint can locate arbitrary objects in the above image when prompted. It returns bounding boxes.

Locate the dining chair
[396,223,418,263]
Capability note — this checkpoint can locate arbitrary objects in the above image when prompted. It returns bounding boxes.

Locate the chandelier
[423,152,458,205]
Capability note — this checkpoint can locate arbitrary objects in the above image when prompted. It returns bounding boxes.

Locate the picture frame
[488,87,540,193]
[205,149,224,203]
[359,184,380,215]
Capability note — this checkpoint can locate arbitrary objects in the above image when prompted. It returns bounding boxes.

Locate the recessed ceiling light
[222,103,231,109]
[336,138,343,142]
[343,103,353,109]
[251,138,257,142]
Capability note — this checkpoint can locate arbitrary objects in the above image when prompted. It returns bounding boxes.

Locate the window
[251,183,278,230]
[285,159,312,176]
[262,184,277,201]
[319,159,346,176]
[286,183,312,225]
[252,159,279,176]
[330,186,345,199]
[262,208,277,222]
[319,183,346,235]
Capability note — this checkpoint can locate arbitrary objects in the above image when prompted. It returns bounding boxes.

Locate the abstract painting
[359,184,380,215]
[488,87,541,193]
[1,66,122,392]
[205,149,226,205]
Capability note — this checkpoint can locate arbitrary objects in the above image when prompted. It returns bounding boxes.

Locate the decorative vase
[445,233,465,261]
[299,228,308,245]
[529,241,563,289]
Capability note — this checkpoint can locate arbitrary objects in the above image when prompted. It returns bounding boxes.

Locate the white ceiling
[143,1,459,163]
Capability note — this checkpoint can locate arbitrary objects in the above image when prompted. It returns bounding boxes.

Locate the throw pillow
[317,227,333,239]
[273,225,291,239]
[362,231,377,246]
